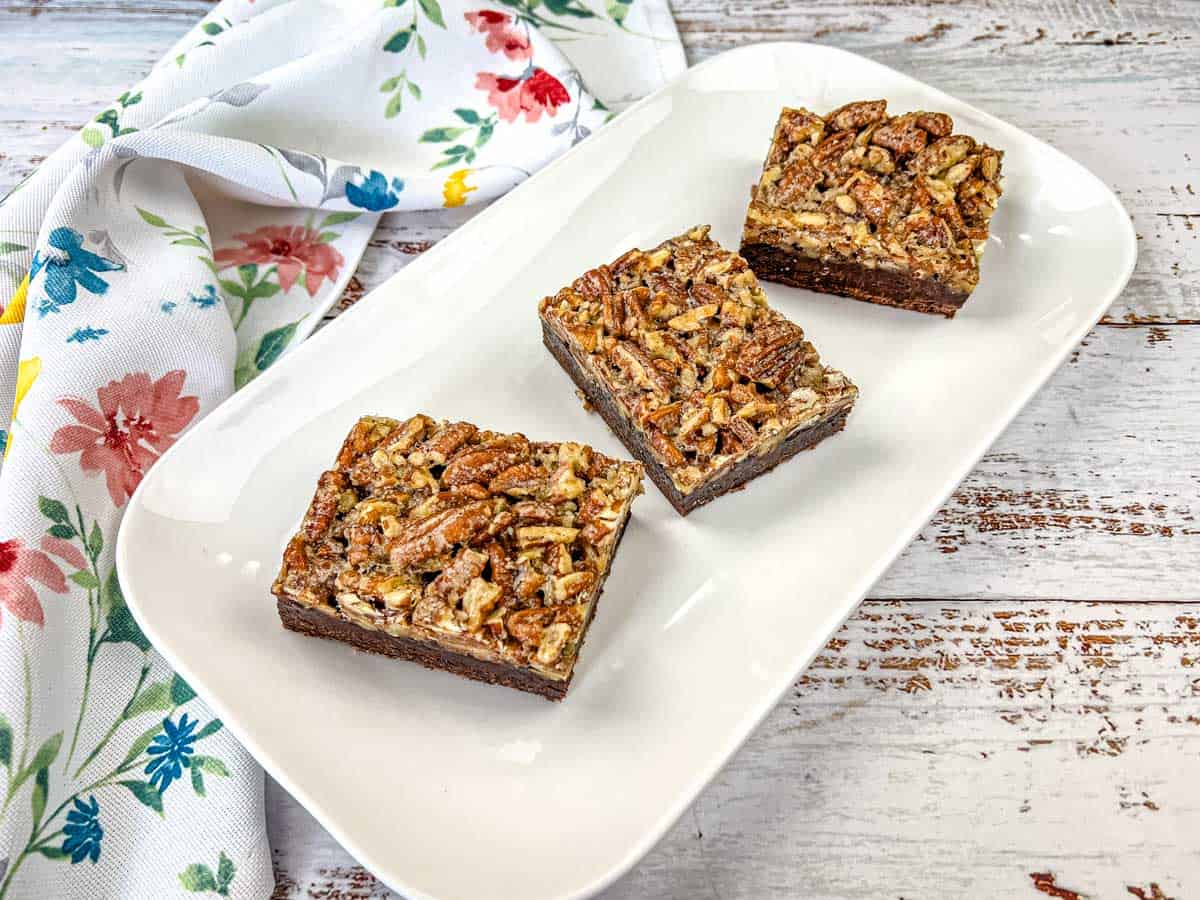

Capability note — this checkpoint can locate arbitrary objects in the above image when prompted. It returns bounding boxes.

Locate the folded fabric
[0,0,684,895]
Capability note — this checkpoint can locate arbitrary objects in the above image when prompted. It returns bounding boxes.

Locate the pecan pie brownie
[740,100,1005,317]
[539,225,858,516]
[271,414,644,700]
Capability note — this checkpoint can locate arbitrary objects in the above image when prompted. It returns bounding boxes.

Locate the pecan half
[733,319,808,388]
[388,501,492,569]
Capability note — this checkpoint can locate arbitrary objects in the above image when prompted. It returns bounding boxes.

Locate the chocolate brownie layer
[279,601,570,699]
[740,242,966,318]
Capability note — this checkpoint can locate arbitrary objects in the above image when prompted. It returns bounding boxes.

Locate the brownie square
[740,100,1005,317]
[271,414,644,700]
[539,225,857,516]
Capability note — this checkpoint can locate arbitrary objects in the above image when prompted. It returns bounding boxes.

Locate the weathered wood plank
[268,599,1200,899]
[3,0,1197,319]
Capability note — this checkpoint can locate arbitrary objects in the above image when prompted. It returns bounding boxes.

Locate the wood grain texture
[4,0,1198,896]
[267,600,1200,899]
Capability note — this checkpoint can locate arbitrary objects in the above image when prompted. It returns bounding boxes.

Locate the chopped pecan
[507,607,555,646]
[428,547,488,603]
[443,440,530,486]
[914,111,953,137]
[734,319,808,388]
[827,99,887,132]
[870,115,928,157]
[336,416,401,469]
[388,501,492,568]
[411,421,477,466]
[847,173,898,226]
[304,470,349,541]
[489,463,545,497]
[771,161,821,208]
[648,427,686,468]
[910,134,976,176]
[572,265,614,302]
[611,341,676,399]
[516,526,580,548]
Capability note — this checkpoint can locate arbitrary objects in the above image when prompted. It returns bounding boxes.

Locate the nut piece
[536,623,573,665]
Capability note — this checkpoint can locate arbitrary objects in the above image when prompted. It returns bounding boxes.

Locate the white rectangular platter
[117,42,1136,900]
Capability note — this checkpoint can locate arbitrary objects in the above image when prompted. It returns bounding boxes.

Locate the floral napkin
[0,0,684,896]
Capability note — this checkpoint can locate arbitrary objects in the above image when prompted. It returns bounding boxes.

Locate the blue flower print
[345,170,405,211]
[62,795,104,864]
[0,430,7,455]
[29,227,124,316]
[67,326,109,344]
[161,300,178,314]
[190,284,220,309]
[144,713,199,793]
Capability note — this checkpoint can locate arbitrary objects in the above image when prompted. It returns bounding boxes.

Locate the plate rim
[117,40,1138,900]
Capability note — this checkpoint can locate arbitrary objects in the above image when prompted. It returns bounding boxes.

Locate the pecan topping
[539,226,857,494]
[745,101,1004,299]
[271,416,644,681]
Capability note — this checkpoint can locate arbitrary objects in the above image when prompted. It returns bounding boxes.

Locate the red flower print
[476,68,570,124]
[0,538,67,627]
[214,225,345,297]
[465,10,532,61]
[50,371,200,507]
[42,535,88,571]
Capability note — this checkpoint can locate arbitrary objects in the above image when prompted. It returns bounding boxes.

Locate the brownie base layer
[276,509,631,701]
[542,322,852,516]
[740,242,968,319]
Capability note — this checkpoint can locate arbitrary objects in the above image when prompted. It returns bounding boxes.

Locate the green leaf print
[106,597,152,653]
[383,27,412,53]
[30,767,48,825]
[120,723,163,768]
[0,716,12,769]
[38,497,70,524]
[126,682,173,719]
[136,208,169,228]
[69,571,101,591]
[255,320,302,370]
[170,674,197,706]
[318,211,362,229]
[119,780,164,816]
[179,864,219,893]
[606,0,633,25]
[217,853,236,892]
[178,851,236,895]
[11,733,62,799]
[419,126,469,143]
[417,0,445,27]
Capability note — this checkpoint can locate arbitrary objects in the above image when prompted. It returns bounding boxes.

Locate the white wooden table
[6,1,1199,896]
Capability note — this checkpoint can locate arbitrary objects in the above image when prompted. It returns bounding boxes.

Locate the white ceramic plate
[117,42,1136,900]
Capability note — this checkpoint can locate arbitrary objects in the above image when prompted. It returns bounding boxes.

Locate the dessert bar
[741,100,1004,317]
[271,414,644,700]
[539,226,857,515]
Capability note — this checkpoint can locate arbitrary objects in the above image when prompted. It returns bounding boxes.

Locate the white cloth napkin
[0,0,683,895]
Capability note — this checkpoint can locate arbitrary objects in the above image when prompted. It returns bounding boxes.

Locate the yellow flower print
[5,355,41,458]
[442,169,476,208]
[0,273,29,325]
